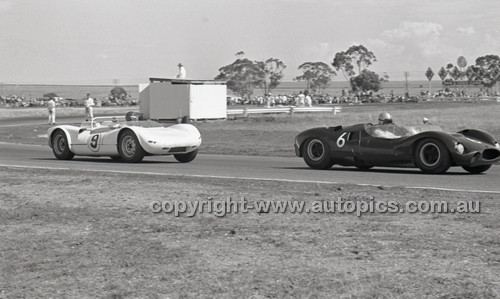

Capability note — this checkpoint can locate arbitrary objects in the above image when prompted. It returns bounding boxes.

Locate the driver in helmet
[378,112,393,125]
[109,116,121,128]
[371,112,404,138]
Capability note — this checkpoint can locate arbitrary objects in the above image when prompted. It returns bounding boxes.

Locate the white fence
[227,106,342,116]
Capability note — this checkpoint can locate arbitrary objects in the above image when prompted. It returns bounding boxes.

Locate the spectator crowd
[0,95,139,108]
[226,87,499,107]
[1,86,497,109]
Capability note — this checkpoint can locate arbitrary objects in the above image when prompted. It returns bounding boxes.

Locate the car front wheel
[118,130,145,162]
[303,138,334,169]
[174,150,198,163]
[52,130,74,160]
[414,138,451,174]
[462,165,491,174]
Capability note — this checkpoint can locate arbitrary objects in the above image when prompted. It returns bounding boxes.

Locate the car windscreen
[405,124,443,135]
[364,123,443,139]
[364,123,412,139]
[122,120,164,128]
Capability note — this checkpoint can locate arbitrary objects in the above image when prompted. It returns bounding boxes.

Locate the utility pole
[404,71,409,99]
[425,67,434,100]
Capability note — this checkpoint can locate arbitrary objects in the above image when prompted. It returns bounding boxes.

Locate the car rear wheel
[118,130,145,162]
[356,165,373,170]
[414,138,451,174]
[52,130,74,160]
[174,150,198,163]
[303,138,334,169]
[462,165,491,174]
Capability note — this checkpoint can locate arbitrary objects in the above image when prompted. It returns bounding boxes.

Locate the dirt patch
[1,167,498,298]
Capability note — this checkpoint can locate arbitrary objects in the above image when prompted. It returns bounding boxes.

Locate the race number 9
[89,134,100,151]
[336,132,348,148]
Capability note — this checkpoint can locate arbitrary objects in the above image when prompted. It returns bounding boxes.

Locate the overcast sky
[0,0,498,84]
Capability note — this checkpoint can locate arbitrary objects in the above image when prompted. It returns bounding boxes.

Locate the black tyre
[51,130,74,160]
[118,130,145,162]
[414,138,451,174]
[302,138,334,169]
[462,165,491,174]
[174,150,198,163]
[356,165,373,170]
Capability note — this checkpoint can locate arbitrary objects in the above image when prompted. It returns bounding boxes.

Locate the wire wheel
[121,135,137,157]
[118,130,145,162]
[54,134,66,155]
[51,130,74,160]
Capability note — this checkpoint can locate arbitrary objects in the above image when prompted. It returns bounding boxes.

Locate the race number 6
[336,132,348,148]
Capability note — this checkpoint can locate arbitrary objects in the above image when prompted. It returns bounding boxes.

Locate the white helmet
[378,112,392,124]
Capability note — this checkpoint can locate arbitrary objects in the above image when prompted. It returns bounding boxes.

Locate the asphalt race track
[1,142,499,194]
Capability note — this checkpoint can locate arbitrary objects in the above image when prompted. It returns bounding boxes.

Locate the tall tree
[350,69,385,92]
[332,45,383,93]
[332,52,355,80]
[216,55,286,97]
[215,58,261,98]
[475,54,500,88]
[347,45,377,74]
[475,54,500,69]
[110,86,127,100]
[295,62,336,94]
[43,92,58,98]
[332,45,376,81]
[255,58,286,95]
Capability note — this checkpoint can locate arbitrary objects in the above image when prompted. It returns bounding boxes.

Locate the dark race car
[294,122,500,174]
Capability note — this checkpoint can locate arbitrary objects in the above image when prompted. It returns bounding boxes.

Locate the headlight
[455,142,465,154]
[495,142,500,149]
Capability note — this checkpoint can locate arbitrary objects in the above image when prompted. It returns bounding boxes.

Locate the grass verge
[1,101,498,157]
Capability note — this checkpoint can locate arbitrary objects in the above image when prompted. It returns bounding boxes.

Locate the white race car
[47,114,201,163]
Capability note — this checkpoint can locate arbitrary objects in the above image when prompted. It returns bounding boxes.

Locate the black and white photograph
[1,0,499,297]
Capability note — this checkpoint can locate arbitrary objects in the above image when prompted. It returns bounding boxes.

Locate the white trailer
[139,78,227,120]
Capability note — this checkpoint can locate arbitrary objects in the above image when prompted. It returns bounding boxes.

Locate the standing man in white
[85,93,95,121]
[177,63,186,79]
[47,98,56,124]
[297,91,305,107]
[305,91,313,107]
